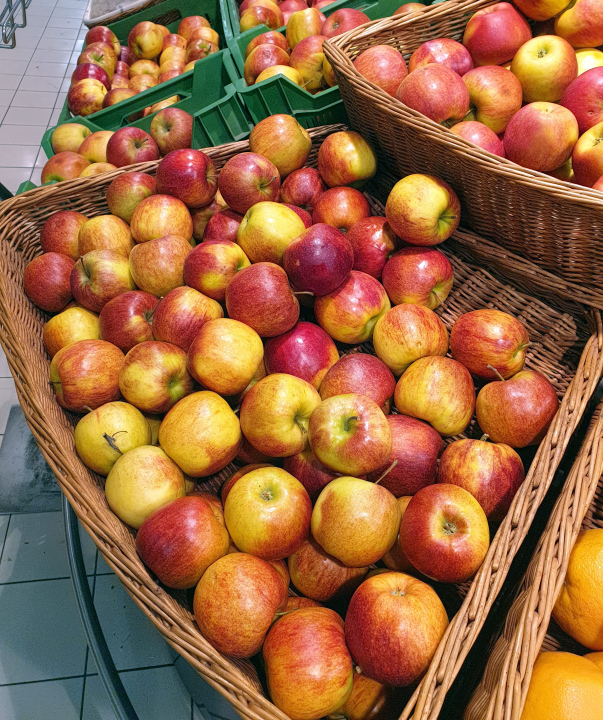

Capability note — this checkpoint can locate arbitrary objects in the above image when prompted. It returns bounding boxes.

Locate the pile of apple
[353,0,603,186]
[41,107,194,184]
[24,114,561,718]
[66,15,218,119]
[241,2,421,89]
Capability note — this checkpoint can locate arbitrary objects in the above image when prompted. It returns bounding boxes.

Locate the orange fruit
[552,528,603,650]
[520,651,603,720]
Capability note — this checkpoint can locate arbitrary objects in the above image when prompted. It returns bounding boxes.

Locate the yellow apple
[256,65,304,85]
[576,47,603,74]
[43,306,100,358]
[237,201,306,264]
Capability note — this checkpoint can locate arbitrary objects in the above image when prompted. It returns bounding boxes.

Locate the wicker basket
[464,397,603,720]
[1,124,603,720]
[323,0,603,310]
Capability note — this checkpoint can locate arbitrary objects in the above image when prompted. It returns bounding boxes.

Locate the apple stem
[487,365,506,382]
[480,433,489,442]
[82,405,93,413]
[294,417,308,434]
[103,432,125,454]
[293,291,315,298]
[147,298,161,321]
[433,290,445,305]
[374,459,398,485]
[344,415,360,432]
[232,405,241,415]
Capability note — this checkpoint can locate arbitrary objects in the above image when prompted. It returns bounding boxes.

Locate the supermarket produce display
[3,0,603,717]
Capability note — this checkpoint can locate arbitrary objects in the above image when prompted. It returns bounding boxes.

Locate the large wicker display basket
[323,0,603,309]
[464,397,603,720]
[1,124,603,720]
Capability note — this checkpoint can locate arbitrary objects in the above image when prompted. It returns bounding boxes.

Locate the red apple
[311,476,400,567]
[130,194,193,243]
[463,2,532,67]
[555,0,603,49]
[449,309,529,380]
[70,250,135,312]
[41,151,90,183]
[77,214,133,258]
[244,43,290,85]
[99,290,157,352]
[594,175,603,191]
[224,465,311,560]
[24,252,74,312]
[240,5,283,33]
[344,571,449,685]
[225,262,299,337]
[202,208,243,243]
[283,448,339,502]
[50,339,123,412]
[504,101,579,172]
[280,167,327,212]
[106,172,156,224]
[282,203,312,227]
[462,65,523,135]
[191,191,228,241]
[476,369,559,447]
[129,234,192,297]
[353,45,408,98]
[264,321,339,390]
[346,216,398,280]
[178,15,210,41]
[221,463,272,504]
[286,7,324,48]
[289,536,368,602]
[149,107,193,154]
[449,120,505,156]
[263,608,354,719]
[314,270,390,344]
[155,149,217,208]
[78,42,117,79]
[102,88,137,109]
[119,340,193,413]
[382,246,454,309]
[106,127,160,167]
[115,60,129,76]
[85,26,120,56]
[249,113,312,178]
[184,239,249,301]
[367,414,442,496]
[312,186,370,233]
[573,120,603,186]
[40,210,87,260]
[438,437,524,520]
[236,201,306,264]
[560,67,603,135]
[218,152,281,214]
[394,356,475,437]
[394,2,426,13]
[317,130,377,188]
[151,285,223,351]
[320,353,395,414]
[136,495,229,588]
[309,393,392,476]
[321,8,369,38]
[511,35,578,103]
[71,62,111,90]
[194,552,285,658]
[282,223,354,296]
[372,303,449,376]
[385,174,460,246]
[245,30,289,57]
[281,0,309,23]
[396,64,470,126]
[119,45,137,65]
[399,483,490,582]
[410,38,473,76]
[67,78,107,117]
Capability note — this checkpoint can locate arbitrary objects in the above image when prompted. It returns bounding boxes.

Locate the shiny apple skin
[396,64,470,125]
[282,223,354,296]
[346,216,398,280]
[462,65,523,135]
[321,8,369,38]
[382,246,454,309]
[438,437,524,520]
[99,290,157,352]
[476,369,559,447]
[221,463,272,504]
[381,497,414,573]
[283,448,339,502]
[560,66,603,134]
[319,353,396,414]
[106,172,156,225]
[218,151,281,214]
[449,120,505,157]
[353,45,408,98]
[450,308,530,380]
[263,607,354,720]
[183,240,250,302]
[264,321,339,390]
[202,209,243,242]
[344,571,449,686]
[462,2,532,67]
[155,149,217,208]
[394,356,475,437]
[225,262,300,337]
[280,167,327,213]
[151,286,223,352]
[399,483,490,583]
[409,38,474,76]
[130,194,193,243]
[367,414,442,496]
[288,536,368,601]
[24,252,75,312]
[312,187,371,233]
[194,552,285,658]
[224,466,312,560]
[40,210,88,260]
[136,495,230,588]
[317,130,377,188]
[70,249,135,313]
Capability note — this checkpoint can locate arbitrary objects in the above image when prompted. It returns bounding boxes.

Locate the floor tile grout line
[0,515,12,569]
[0,673,86,687]
[79,646,89,720]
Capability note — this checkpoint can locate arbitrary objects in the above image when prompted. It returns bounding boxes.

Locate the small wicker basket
[323,0,603,309]
[1,125,603,720]
[465,398,603,720]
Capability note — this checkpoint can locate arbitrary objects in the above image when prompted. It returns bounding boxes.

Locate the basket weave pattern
[1,126,603,720]
[323,0,603,308]
[464,401,603,720]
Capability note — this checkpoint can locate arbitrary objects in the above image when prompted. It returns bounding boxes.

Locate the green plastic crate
[43,50,251,159]
[54,0,233,133]
[231,0,424,128]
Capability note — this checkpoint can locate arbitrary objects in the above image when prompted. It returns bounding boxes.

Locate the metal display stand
[0,0,31,47]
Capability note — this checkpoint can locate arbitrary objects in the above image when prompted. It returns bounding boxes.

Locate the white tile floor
[0,5,222,717]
